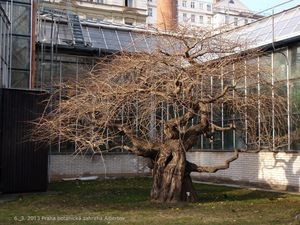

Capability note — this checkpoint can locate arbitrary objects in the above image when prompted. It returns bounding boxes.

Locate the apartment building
[148,0,214,28]
[41,0,148,26]
[213,0,262,28]
[148,0,263,29]
[40,0,262,29]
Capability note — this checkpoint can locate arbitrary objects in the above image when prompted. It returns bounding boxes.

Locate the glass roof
[37,19,152,53]
[37,5,300,53]
[227,5,300,48]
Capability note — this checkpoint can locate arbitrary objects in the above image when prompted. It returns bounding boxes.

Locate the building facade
[0,0,35,89]
[212,0,262,28]
[40,0,148,27]
[148,0,263,29]
[178,0,213,28]
[148,0,214,28]
[39,0,262,30]
[0,3,10,88]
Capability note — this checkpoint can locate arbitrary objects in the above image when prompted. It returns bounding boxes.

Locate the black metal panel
[0,88,49,193]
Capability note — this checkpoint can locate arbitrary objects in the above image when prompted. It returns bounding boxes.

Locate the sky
[240,0,300,14]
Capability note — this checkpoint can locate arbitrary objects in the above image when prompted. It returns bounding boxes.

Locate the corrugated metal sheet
[0,88,49,193]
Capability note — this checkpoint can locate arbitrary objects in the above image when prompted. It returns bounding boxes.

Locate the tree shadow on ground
[2,178,289,212]
[197,188,284,203]
[192,182,285,203]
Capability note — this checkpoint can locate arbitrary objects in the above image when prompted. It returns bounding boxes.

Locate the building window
[199,3,203,9]
[291,46,300,79]
[96,0,104,3]
[148,7,153,17]
[290,47,300,150]
[97,18,104,23]
[199,15,203,24]
[9,2,32,89]
[191,14,195,22]
[244,19,248,24]
[125,20,133,25]
[207,16,211,24]
[182,1,187,7]
[225,15,230,24]
[191,2,195,8]
[183,13,187,21]
[125,0,133,7]
[207,4,212,11]
[86,16,93,21]
[234,17,238,26]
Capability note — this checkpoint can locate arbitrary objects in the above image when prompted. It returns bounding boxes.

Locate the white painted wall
[49,151,300,192]
[147,0,157,26]
[188,151,300,191]
[49,154,150,179]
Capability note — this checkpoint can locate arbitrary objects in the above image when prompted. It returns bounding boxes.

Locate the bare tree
[35,28,289,203]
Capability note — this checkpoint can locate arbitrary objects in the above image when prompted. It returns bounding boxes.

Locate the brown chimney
[157,0,178,30]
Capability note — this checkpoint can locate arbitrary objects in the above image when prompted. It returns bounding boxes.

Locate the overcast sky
[240,0,299,14]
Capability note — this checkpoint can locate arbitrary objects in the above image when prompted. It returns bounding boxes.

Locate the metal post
[210,76,213,150]
[271,52,275,150]
[232,63,236,149]
[257,56,261,150]
[244,60,248,149]
[286,49,291,151]
[221,67,224,150]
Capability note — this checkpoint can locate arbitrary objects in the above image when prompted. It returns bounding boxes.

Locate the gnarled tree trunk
[150,140,198,203]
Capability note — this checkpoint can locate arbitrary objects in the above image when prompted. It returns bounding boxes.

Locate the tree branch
[109,145,158,158]
[182,114,210,150]
[211,123,235,132]
[200,84,236,104]
[186,149,239,173]
[118,125,161,154]
[164,105,200,138]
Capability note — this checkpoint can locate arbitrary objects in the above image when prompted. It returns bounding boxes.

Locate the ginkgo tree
[36,28,289,203]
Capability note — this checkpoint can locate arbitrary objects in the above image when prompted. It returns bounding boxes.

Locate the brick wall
[188,151,300,192]
[49,151,300,192]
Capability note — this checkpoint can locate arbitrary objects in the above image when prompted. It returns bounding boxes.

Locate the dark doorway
[0,88,48,193]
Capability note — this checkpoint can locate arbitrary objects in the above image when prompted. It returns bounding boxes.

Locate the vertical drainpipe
[9,0,13,87]
[30,0,37,89]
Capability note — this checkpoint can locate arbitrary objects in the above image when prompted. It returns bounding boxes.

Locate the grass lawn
[0,177,300,225]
